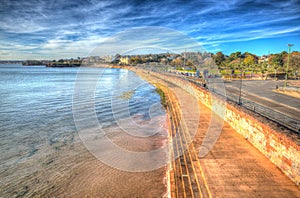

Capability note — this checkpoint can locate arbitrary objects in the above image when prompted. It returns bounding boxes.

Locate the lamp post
[237,56,243,105]
[285,44,294,90]
[238,64,243,105]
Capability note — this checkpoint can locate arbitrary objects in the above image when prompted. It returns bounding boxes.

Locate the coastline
[95,64,173,197]
[93,64,178,197]
[0,64,169,197]
[127,66,173,198]
[53,66,171,197]
[121,65,300,196]
[2,64,299,197]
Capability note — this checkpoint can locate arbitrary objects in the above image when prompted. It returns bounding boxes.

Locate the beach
[1,134,168,197]
[0,65,169,197]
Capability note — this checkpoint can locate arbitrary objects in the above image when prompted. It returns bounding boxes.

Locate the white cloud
[0,0,299,59]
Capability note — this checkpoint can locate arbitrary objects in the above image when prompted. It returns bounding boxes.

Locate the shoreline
[96,64,173,197]
[0,65,170,197]
[127,67,174,198]
[54,66,171,197]
[125,65,300,196]
[2,64,299,197]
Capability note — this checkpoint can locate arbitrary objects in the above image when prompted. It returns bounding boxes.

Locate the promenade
[136,69,300,197]
[182,75,300,133]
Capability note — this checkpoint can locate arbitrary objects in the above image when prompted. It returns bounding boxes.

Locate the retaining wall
[154,72,300,185]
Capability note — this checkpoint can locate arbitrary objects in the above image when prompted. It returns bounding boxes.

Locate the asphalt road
[222,80,300,119]
[160,72,300,132]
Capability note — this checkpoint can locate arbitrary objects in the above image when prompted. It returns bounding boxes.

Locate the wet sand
[0,65,169,197]
[53,134,169,197]
[0,131,168,197]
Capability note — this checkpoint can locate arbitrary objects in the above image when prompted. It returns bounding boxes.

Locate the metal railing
[186,77,300,134]
[151,69,300,134]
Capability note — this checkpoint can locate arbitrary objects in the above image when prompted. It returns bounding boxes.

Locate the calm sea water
[0,64,165,170]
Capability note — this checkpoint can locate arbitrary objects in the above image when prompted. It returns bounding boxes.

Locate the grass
[220,70,264,76]
[155,88,167,108]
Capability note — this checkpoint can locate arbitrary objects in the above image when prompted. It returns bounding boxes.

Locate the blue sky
[0,0,299,60]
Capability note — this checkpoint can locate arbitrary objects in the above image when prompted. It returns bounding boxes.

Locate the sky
[0,0,299,60]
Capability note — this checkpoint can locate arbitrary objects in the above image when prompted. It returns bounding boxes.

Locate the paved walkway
[196,103,300,197]
[141,71,300,197]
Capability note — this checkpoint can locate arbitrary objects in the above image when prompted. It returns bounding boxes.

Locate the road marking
[226,86,300,114]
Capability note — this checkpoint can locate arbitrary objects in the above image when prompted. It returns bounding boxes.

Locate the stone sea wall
[153,72,300,185]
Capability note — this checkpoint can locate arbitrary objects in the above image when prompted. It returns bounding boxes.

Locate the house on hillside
[120,56,130,65]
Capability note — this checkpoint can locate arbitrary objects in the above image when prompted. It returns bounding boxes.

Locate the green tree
[258,61,268,80]
[269,53,284,73]
[244,55,255,66]
[244,55,255,78]
[290,52,300,78]
[228,52,242,62]
[213,51,225,67]
[129,56,142,65]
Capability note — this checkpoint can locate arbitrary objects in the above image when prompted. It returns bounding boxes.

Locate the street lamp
[285,44,294,90]
[238,63,243,105]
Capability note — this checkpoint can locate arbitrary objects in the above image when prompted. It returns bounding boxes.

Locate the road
[223,80,300,118]
[191,77,300,133]
[138,70,300,197]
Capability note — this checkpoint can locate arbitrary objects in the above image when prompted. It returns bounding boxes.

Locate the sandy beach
[0,66,169,197]
[0,130,168,197]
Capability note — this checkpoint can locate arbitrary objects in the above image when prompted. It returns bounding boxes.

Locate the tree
[269,53,284,73]
[244,55,255,78]
[171,57,183,68]
[213,52,225,67]
[221,52,241,78]
[244,55,255,66]
[258,61,268,80]
[290,52,300,78]
[129,56,142,65]
[228,52,242,62]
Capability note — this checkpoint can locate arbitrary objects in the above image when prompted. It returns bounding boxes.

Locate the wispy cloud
[0,0,299,59]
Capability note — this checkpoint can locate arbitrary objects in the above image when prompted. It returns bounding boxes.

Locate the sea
[0,64,167,196]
